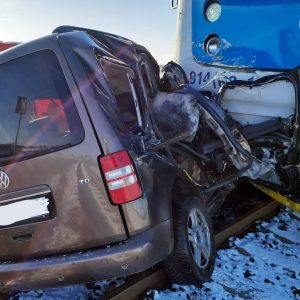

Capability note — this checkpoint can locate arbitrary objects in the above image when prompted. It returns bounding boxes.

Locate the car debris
[152,63,298,194]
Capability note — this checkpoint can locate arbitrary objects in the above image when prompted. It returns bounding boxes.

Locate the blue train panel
[192,0,300,70]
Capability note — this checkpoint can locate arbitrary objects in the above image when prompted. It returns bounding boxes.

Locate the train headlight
[205,35,221,55]
[205,2,222,22]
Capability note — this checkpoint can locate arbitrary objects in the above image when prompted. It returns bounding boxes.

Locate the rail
[101,200,281,299]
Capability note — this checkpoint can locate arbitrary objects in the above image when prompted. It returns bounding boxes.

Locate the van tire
[163,197,216,286]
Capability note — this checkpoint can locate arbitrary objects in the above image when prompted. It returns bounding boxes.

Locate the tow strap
[252,183,300,213]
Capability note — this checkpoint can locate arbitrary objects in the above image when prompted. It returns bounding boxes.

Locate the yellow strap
[252,183,300,213]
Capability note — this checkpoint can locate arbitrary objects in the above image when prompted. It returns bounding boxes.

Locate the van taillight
[99,151,142,205]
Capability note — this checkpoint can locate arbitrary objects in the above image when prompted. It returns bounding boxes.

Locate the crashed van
[0,26,218,290]
[0,16,298,290]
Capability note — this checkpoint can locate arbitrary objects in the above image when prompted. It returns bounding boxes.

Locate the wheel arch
[171,174,208,207]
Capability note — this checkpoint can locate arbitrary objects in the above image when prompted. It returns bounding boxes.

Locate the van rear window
[101,59,143,130]
[0,50,84,166]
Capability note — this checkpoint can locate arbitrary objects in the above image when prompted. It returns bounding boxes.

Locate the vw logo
[0,171,10,189]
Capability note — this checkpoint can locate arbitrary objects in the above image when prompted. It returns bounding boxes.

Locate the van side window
[141,63,153,98]
[101,60,142,130]
[0,50,84,166]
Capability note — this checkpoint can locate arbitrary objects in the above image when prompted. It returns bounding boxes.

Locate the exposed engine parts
[147,63,300,204]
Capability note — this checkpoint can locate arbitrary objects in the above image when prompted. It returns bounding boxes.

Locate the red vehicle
[0,42,18,52]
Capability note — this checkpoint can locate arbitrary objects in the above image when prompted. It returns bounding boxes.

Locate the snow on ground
[9,278,126,300]
[9,208,300,300]
[151,208,300,300]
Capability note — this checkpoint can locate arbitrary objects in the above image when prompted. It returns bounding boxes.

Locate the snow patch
[151,208,300,300]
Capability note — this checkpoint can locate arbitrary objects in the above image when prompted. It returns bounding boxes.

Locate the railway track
[101,199,281,300]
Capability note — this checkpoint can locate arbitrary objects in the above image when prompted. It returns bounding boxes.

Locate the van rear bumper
[0,220,173,291]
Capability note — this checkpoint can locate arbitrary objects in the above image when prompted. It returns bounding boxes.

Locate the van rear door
[0,47,127,261]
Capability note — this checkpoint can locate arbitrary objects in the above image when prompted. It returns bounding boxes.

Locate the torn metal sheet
[221,80,295,125]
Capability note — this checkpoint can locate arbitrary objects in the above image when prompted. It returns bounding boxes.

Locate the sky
[0,0,177,64]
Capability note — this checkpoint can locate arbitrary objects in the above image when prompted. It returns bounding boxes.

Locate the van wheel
[163,197,216,285]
